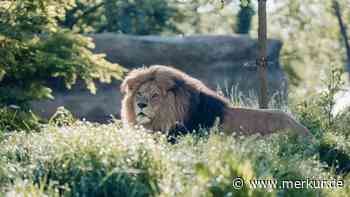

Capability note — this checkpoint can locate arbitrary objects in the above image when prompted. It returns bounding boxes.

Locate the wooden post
[257,0,269,108]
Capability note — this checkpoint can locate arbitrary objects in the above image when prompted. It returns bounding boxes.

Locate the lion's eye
[152,93,159,99]
[136,92,142,97]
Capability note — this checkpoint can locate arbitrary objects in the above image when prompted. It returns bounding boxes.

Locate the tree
[0,0,124,107]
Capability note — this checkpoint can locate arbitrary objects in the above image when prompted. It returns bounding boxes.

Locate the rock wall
[31,33,287,122]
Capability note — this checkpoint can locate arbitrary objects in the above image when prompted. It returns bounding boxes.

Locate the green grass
[0,118,349,197]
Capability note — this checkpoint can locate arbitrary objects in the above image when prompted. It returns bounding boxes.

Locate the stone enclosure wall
[31,33,287,122]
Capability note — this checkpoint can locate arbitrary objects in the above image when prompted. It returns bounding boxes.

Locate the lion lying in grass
[121,65,311,140]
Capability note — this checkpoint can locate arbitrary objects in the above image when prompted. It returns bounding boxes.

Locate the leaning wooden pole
[257,0,269,108]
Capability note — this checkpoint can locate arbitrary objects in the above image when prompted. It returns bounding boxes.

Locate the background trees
[59,0,182,34]
[58,0,350,94]
[265,0,349,92]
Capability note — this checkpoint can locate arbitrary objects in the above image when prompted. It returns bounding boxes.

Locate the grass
[0,117,349,197]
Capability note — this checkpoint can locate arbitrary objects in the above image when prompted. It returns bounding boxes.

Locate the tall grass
[0,119,349,196]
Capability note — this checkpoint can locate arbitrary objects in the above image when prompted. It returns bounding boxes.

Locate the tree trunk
[333,0,350,82]
[257,0,269,108]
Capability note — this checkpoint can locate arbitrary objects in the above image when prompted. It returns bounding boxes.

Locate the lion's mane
[121,65,229,133]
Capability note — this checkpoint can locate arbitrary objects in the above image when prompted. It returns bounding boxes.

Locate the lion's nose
[138,103,147,109]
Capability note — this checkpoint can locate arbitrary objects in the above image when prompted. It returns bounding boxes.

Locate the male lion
[121,65,311,140]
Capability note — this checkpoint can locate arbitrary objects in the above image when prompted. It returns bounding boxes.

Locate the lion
[121,65,311,141]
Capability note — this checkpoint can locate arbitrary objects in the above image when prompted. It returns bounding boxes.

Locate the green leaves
[240,0,250,7]
[0,0,124,107]
[103,0,180,35]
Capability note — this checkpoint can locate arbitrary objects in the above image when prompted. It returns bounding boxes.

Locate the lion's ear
[166,79,184,92]
[120,77,136,94]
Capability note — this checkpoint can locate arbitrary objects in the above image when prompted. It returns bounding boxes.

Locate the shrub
[295,67,350,174]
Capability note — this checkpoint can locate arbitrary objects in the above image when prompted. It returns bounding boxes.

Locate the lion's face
[133,81,173,125]
[121,65,194,132]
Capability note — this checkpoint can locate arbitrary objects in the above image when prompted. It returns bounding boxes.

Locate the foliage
[49,106,77,127]
[172,0,237,35]
[296,68,345,134]
[235,0,255,34]
[104,0,181,35]
[60,0,182,35]
[0,0,124,108]
[60,0,106,33]
[0,106,41,133]
[295,67,350,175]
[60,0,251,35]
[258,0,349,90]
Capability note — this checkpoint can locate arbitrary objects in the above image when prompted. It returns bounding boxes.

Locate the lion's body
[222,108,309,135]
[121,65,310,138]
